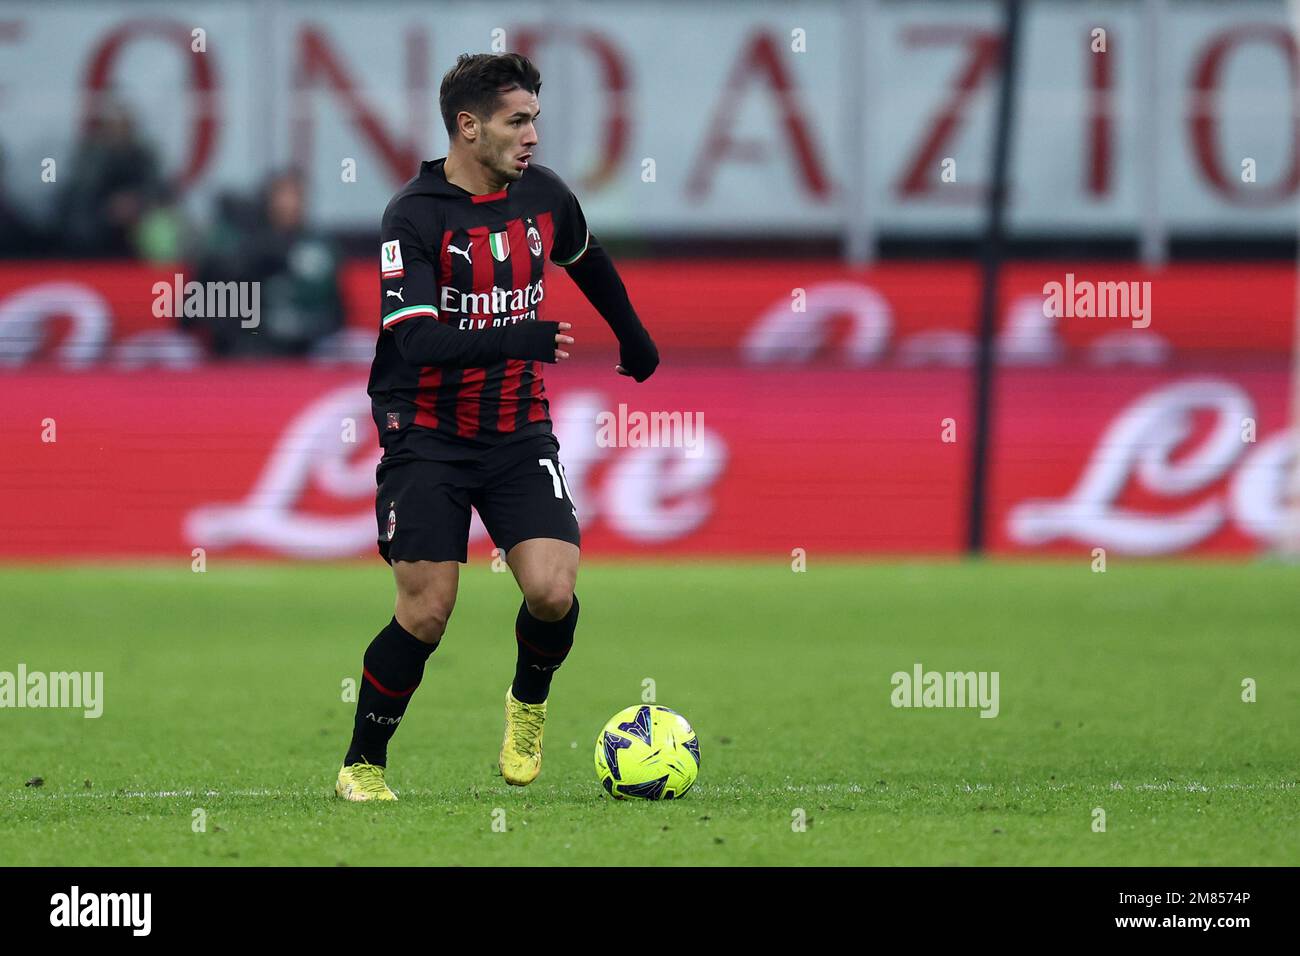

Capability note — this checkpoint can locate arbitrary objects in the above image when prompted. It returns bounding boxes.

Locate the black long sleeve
[392,316,560,368]
[564,234,659,381]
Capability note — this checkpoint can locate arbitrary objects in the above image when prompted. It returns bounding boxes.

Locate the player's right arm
[379,205,572,367]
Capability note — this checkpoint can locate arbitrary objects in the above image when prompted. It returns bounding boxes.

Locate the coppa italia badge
[381,240,404,278]
[527,225,543,257]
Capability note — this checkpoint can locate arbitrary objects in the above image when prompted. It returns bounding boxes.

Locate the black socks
[343,617,439,767]
[342,596,579,766]
[511,593,579,704]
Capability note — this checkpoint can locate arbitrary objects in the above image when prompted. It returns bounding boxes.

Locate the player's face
[478,88,539,183]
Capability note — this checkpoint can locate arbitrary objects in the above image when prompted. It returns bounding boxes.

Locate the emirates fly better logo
[441,279,545,328]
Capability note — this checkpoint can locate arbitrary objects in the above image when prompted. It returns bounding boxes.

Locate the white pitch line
[11,789,311,800]
[6,781,1294,801]
[7,787,474,800]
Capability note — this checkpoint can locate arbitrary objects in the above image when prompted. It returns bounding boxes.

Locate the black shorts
[375,433,581,564]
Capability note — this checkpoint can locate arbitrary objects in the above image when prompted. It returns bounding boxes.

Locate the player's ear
[457,111,478,142]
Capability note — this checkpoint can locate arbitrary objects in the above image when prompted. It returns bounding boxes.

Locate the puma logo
[448,243,471,264]
[385,288,404,302]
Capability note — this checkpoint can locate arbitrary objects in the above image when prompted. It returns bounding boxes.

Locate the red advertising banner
[0,261,1292,368]
[0,363,1291,559]
[0,365,964,559]
[989,368,1293,556]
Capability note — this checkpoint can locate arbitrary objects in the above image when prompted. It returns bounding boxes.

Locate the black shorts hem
[377,540,469,565]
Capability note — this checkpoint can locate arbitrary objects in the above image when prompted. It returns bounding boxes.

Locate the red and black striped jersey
[367,158,590,462]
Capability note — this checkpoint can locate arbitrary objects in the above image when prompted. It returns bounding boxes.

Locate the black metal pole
[966,0,1023,554]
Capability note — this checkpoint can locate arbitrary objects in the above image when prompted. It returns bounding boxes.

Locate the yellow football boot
[335,759,398,802]
[499,687,547,786]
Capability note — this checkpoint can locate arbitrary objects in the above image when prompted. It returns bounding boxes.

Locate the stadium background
[1,0,1299,869]
[0,0,1296,559]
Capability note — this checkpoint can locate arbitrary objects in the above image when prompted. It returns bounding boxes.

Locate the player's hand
[616,335,659,382]
[555,321,574,361]
[504,320,573,363]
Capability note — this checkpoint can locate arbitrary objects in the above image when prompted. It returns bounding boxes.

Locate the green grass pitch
[0,560,1296,866]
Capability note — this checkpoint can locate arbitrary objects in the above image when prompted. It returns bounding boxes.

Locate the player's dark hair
[439,53,542,139]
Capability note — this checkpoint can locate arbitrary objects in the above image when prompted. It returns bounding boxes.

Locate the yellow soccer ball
[595,704,700,800]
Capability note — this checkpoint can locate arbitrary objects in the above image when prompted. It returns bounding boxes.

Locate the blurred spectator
[188,169,345,358]
[55,94,164,258]
[133,182,192,264]
[0,144,44,258]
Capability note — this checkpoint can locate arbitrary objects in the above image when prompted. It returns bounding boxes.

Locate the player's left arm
[550,183,659,382]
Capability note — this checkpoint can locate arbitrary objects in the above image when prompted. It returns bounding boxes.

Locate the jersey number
[538,459,575,509]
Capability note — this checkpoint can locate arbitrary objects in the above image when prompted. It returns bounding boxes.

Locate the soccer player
[336,53,659,800]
